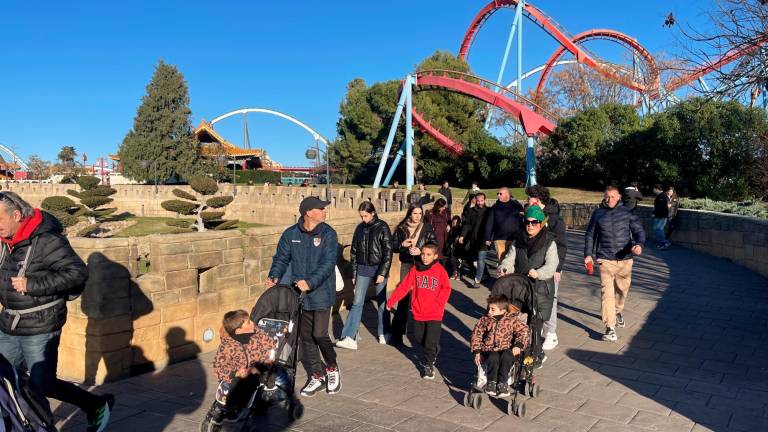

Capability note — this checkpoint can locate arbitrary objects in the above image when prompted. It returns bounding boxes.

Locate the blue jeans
[475,250,489,281]
[652,218,668,245]
[341,275,390,339]
[0,330,100,412]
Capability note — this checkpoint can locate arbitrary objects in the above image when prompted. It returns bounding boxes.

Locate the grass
[112,217,265,237]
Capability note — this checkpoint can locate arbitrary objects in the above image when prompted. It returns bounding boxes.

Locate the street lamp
[232,158,237,196]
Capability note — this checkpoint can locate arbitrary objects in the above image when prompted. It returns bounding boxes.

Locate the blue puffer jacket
[584,202,646,260]
[269,218,338,311]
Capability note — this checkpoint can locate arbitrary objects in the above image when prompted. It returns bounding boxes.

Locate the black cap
[299,196,330,215]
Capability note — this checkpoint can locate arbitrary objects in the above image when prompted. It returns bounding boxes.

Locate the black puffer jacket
[0,211,87,336]
[584,202,646,261]
[350,216,393,279]
[392,222,437,264]
[460,205,489,252]
[544,200,567,273]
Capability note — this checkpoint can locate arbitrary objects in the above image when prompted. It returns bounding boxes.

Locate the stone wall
[59,212,404,384]
[559,203,768,278]
[2,182,432,224]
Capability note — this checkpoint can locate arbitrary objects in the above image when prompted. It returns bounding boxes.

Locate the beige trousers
[494,240,513,261]
[598,259,633,328]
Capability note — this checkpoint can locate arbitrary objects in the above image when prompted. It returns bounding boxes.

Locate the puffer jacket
[543,200,567,273]
[470,312,529,353]
[213,328,275,383]
[392,222,437,264]
[0,211,87,336]
[484,199,524,242]
[584,202,646,260]
[350,216,393,279]
[269,217,338,311]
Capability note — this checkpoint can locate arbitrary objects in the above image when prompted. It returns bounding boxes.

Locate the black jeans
[484,350,514,383]
[300,308,337,377]
[390,262,413,343]
[412,320,441,365]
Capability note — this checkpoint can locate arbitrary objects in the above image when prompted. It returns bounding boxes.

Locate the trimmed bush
[161,200,198,215]
[234,170,281,185]
[76,176,100,191]
[67,189,82,199]
[80,196,113,209]
[91,208,117,218]
[48,210,79,228]
[200,211,225,221]
[41,196,77,213]
[172,189,197,201]
[73,205,88,217]
[214,219,239,230]
[82,186,117,197]
[206,196,234,208]
[165,220,191,228]
[77,224,100,237]
[189,176,218,195]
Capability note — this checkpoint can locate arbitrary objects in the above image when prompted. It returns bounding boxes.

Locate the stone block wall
[59,212,404,384]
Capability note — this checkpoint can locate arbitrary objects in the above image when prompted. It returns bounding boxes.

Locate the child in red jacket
[387,243,452,379]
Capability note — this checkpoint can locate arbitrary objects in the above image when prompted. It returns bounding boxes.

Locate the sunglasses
[525,220,541,226]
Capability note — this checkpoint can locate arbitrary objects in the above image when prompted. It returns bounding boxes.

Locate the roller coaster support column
[373,74,416,189]
[383,143,406,187]
[526,135,537,187]
[485,0,525,130]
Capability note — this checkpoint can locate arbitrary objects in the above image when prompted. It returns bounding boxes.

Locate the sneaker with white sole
[378,334,391,345]
[602,327,618,342]
[301,376,326,397]
[325,366,341,394]
[86,394,114,432]
[616,313,626,328]
[335,337,358,350]
[423,364,436,380]
[542,333,558,351]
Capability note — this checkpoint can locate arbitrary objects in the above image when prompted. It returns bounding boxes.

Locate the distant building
[0,155,21,180]
[195,120,282,169]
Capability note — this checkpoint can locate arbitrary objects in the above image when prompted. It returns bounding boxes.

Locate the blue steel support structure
[373,74,416,190]
[383,143,406,187]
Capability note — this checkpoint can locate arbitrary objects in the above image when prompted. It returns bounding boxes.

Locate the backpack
[0,354,56,431]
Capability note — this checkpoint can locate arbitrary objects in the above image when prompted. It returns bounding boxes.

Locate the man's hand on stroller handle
[512,347,522,356]
[295,280,310,292]
[265,278,278,288]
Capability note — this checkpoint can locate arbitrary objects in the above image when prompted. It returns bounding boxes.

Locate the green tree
[118,61,210,183]
[57,146,77,173]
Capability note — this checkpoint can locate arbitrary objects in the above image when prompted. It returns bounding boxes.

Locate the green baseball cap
[525,205,546,222]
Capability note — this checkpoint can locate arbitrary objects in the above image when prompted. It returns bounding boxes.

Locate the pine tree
[118,61,210,182]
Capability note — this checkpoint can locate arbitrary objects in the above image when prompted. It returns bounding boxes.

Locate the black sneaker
[603,327,618,342]
[616,313,626,328]
[496,382,511,397]
[484,381,497,396]
[300,376,326,397]
[86,394,114,432]
[423,364,436,380]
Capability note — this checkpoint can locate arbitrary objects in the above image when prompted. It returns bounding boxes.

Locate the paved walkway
[52,232,768,431]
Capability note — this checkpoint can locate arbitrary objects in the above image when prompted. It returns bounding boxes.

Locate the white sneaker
[542,333,558,351]
[325,366,342,394]
[300,376,325,397]
[335,337,358,350]
[378,334,391,345]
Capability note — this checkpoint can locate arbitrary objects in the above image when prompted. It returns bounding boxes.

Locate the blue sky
[0,0,710,167]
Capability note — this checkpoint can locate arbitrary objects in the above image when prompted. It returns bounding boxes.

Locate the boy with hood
[387,244,451,380]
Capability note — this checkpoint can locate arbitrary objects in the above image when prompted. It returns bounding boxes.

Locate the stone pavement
[51,231,768,431]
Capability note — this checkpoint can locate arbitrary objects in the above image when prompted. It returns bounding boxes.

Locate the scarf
[2,208,43,247]
[525,226,550,258]
[405,219,423,241]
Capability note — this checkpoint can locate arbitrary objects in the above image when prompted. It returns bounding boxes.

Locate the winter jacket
[392,222,437,265]
[0,210,87,336]
[460,205,489,252]
[438,186,453,207]
[269,218,338,311]
[387,261,451,321]
[213,329,275,384]
[543,200,567,273]
[653,192,670,218]
[350,216,393,279]
[622,187,643,211]
[426,211,450,259]
[484,199,524,242]
[584,202,646,261]
[470,312,529,353]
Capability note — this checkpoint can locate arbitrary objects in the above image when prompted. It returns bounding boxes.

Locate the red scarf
[2,208,43,247]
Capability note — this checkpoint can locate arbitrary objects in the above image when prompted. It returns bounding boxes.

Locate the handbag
[335,266,344,292]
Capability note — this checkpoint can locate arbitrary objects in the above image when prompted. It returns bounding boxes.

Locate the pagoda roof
[195,121,263,157]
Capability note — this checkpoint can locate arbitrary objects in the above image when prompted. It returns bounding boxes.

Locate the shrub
[161,200,198,215]
[76,176,101,191]
[214,220,239,230]
[679,198,768,219]
[200,211,225,221]
[206,196,234,208]
[172,189,197,201]
[189,176,218,195]
[165,220,191,228]
[77,224,100,237]
[234,170,282,185]
[80,196,113,209]
[83,186,117,197]
[48,210,79,228]
[41,196,77,213]
[67,189,82,199]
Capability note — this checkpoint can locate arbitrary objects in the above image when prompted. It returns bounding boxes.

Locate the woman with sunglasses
[497,205,559,367]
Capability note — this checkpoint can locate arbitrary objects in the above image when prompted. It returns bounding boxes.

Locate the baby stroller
[0,354,57,431]
[200,285,305,431]
[464,274,542,417]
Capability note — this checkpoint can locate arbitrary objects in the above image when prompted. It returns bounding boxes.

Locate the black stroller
[200,285,305,431]
[0,354,57,431]
[464,274,543,417]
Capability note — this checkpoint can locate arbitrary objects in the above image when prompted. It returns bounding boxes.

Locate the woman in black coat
[389,204,437,346]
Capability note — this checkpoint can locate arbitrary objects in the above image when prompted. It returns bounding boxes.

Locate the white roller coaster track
[0,144,28,170]
[210,108,329,146]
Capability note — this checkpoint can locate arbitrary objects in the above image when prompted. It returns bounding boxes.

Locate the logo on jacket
[313,237,321,247]
[417,276,439,291]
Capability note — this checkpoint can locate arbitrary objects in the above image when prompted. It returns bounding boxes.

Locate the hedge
[76,176,100,191]
[41,196,77,213]
[679,198,768,219]
[233,170,282,185]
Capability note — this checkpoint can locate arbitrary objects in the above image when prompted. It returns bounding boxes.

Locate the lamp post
[232,158,237,196]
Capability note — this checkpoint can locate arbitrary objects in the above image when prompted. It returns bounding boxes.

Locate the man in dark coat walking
[458,192,490,288]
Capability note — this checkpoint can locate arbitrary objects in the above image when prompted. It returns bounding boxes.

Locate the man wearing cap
[266,196,341,396]
[584,186,645,342]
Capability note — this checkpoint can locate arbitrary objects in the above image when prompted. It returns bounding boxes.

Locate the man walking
[0,192,113,432]
[484,187,523,262]
[584,186,645,342]
[621,182,643,211]
[652,184,671,250]
[266,196,341,396]
[526,185,566,351]
[438,181,453,212]
[458,192,489,288]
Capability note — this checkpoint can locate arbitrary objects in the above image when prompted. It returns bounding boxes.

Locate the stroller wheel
[530,383,541,398]
[511,400,527,417]
[200,417,222,432]
[463,392,470,407]
[470,393,482,410]
[291,402,305,420]
[522,380,531,396]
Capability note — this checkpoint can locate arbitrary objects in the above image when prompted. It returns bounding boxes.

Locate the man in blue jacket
[584,186,645,342]
[266,196,341,396]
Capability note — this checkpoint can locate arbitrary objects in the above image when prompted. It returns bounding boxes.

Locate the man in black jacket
[526,185,567,351]
[652,184,671,250]
[0,192,113,432]
[621,182,643,211]
[438,181,453,212]
[458,192,489,288]
[584,187,645,342]
[484,187,523,262]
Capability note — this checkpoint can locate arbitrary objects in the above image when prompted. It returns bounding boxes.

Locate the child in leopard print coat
[213,310,276,384]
